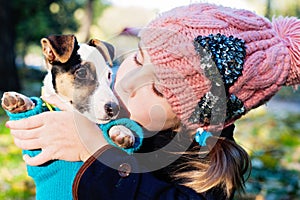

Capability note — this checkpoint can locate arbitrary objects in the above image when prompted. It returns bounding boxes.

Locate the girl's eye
[152,83,163,97]
[133,54,143,66]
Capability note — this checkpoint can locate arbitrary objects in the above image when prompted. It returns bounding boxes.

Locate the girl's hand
[5,94,109,166]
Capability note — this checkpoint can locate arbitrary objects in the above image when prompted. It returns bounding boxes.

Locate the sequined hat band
[189,34,246,126]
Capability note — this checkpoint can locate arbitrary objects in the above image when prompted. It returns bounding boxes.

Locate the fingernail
[5,121,11,128]
[23,154,29,161]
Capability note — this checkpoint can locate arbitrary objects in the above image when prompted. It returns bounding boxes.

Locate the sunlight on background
[108,0,256,11]
[97,0,263,57]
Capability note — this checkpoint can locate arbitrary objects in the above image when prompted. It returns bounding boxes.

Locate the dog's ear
[41,35,76,67]
[88,39,115,66]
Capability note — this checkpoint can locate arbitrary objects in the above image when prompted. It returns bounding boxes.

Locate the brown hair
[171,127,251,197]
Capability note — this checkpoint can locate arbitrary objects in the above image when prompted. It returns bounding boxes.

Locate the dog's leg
[108,125,135,148]
[1,92,35,113]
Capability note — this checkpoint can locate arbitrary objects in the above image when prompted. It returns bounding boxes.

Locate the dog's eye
[75,68,88,79]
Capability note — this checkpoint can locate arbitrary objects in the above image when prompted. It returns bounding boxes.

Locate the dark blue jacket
[72,144,229,200]
[72,146,205,200]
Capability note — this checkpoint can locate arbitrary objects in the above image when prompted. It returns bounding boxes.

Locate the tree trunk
[265,0,271,19]
[0,1,20,92]
[82,0,94,42]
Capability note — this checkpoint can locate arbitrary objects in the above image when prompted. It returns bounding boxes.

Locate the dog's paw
[108,125,135,148]
[1,92,35,113]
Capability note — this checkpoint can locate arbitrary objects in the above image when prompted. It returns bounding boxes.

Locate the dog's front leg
[108,125,135,148]
[1,92,35,113]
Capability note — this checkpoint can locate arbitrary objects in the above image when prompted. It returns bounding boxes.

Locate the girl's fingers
[23,151,52,166]
[10,128,41,140]
[41,93,73,111]
[14,137,41,150]
[5,114,44,130]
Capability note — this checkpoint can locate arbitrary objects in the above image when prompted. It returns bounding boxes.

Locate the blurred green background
[0,0,300,199]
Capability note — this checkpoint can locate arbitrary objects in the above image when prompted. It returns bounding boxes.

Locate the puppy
[2,34,135,148]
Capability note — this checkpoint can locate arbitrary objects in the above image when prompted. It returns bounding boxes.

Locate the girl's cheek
[146,105,170,131]
[128,100,150,125]
[129,101,171,131]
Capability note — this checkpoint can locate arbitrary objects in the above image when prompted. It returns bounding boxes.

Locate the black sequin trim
[226,94,246,122]
[189,91,226,126]
[189,34,246,125]
[194,33,246,90]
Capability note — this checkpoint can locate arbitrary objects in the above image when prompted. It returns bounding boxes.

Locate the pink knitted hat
[139,3,300,130]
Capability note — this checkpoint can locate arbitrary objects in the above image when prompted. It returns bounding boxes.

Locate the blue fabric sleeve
[99,118,143,154]
[5,96,82,200]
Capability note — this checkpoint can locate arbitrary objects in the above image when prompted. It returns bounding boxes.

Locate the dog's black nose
[104,102,119,118]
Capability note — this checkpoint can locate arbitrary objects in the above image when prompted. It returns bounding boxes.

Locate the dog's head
[41,34,119,124]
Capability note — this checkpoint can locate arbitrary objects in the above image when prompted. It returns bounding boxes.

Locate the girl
[6,3,300,199]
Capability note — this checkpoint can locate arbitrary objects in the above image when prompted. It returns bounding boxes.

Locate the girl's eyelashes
[133,54,143,66]
[152,83,164,97]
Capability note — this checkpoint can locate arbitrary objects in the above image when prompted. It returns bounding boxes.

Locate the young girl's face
[115,46,179,131]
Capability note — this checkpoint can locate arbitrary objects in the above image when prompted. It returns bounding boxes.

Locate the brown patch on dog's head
[41,35,79,68]
[54,72,75,103]
[88,39,115,66]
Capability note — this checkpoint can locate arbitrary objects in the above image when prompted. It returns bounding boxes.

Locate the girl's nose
[121,66,152,97]
[115,67,140,101]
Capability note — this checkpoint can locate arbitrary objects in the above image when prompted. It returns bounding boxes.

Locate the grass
[0,68,43,199]
[0,112,35,200]
[235,106,300,199]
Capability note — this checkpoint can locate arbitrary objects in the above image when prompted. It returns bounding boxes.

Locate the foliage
[270,0,300,17]
[12,0,111,56]
[246,0,300,18]
[91,0,110,24]
[276,86,300,102]
[12,0,85,55]
[243,167,300,200]
[0,115,35,199]
[235,108,300,199]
